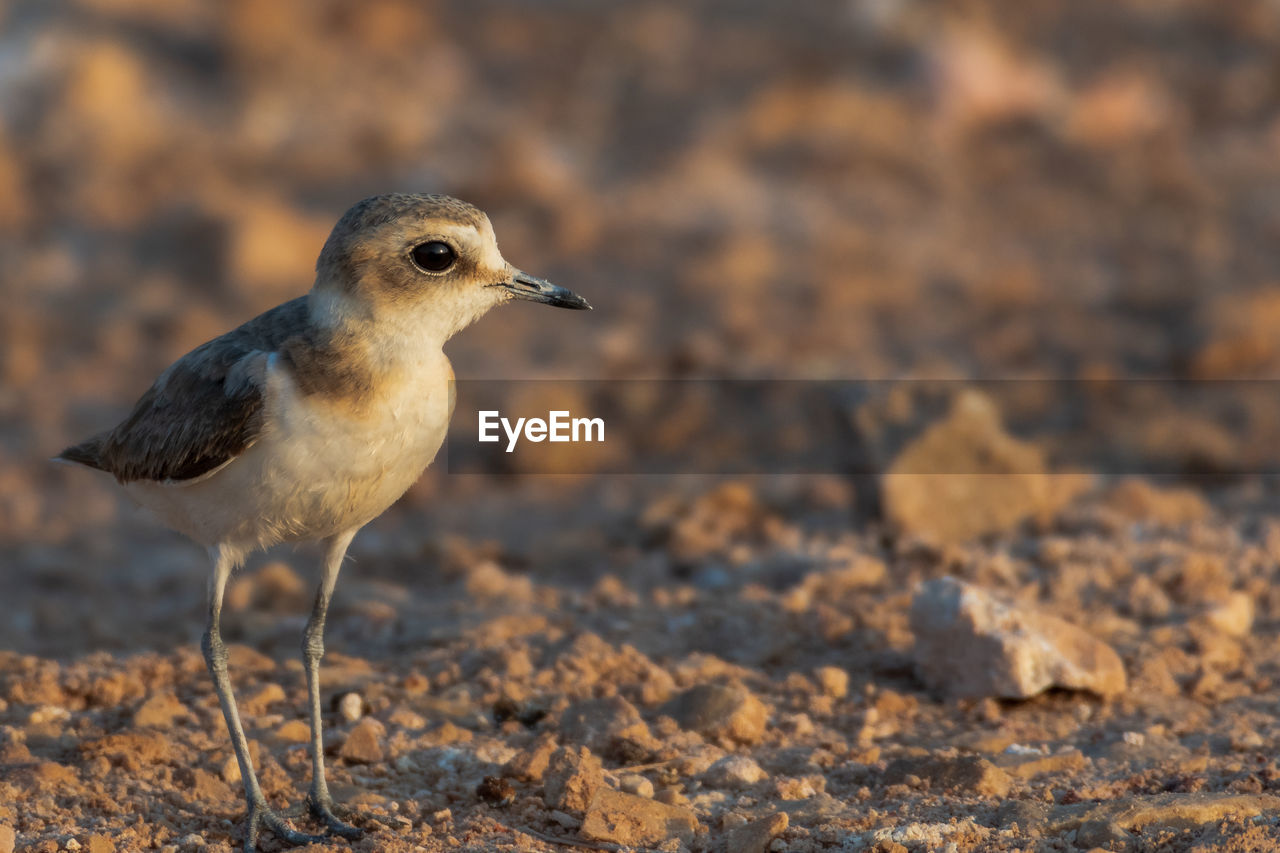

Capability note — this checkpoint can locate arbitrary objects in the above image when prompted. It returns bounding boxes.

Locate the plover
[56,193,590,852]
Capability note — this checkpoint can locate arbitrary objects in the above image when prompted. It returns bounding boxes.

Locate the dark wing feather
[57,297,311,483]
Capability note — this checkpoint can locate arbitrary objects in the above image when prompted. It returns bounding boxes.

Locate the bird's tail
[53,437,108,472]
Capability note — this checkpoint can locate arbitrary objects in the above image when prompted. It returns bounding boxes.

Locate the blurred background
[4,0,1280,654]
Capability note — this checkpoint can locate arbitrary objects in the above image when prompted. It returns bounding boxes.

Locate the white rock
[701,755,767,789]
[618,773,655,798]
[337,692,364,723]
[911,576,1126,699]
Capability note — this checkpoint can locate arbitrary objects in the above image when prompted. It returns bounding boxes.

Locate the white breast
[125,350,454,556]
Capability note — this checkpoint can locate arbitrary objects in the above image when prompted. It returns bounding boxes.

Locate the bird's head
[310,193,589,343]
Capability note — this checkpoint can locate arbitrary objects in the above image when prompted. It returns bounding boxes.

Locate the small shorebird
[56,193,590,851]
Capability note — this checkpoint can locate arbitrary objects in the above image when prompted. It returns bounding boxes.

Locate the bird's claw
[307,792,364,840]
[244,800,327,852]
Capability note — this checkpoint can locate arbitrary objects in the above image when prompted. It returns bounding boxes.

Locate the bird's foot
[244,799,328,852]
[307,791,364,840]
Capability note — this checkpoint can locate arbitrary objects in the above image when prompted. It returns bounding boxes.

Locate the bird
[55,193,590,852]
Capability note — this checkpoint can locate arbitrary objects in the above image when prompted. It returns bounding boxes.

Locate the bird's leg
[302,529,363,839]
[202,546,325,853]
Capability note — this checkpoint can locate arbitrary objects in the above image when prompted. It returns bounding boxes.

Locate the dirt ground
[7,1,1280,851]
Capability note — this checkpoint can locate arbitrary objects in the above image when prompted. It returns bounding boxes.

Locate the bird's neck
[284,291,451,407]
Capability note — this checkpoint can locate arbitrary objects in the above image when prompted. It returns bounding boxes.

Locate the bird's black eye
[411,241,456,272]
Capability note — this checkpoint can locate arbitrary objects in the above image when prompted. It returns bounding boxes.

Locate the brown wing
[58,297,310,483]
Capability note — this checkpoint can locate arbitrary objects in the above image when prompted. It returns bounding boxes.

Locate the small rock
[228,197,333,301]
[503,732,558,783]
[885,754,1012,798]
[27,705,70,726]
[274,719,311,743]
[0,825,14,853]
[701,755,767,789]
[773,775,824,800]
[661,682,768,744]
[993,748,1087,780]
[558,696,653,754]
[543,746,603,814]
[241,683,286,715]
[871,842,908,853]
[254,560,308,606]
[1203,592,1253,637]
[221,740,261,784]
[227,644,276,672]
[339,718,385,764]
[1053,792,1280,835]
[618,774,655,798]
[337,692,364,723]
[911,576,1127,699]
[654,786,690,806]
[996,800,1049,832]
[878,391,1085,543]
[132,693,190,729]
[387,706,427,729]
[85,835,114,853]
[178,766,233,804]
[476,775,516,807]
[814,666,849,699]
[1102,478,1209,526]
[725,813,788,853]
[1075,819,1131,850]
[579,788,699,847]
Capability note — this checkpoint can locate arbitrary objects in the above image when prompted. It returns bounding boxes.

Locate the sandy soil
[6,1,1280,851]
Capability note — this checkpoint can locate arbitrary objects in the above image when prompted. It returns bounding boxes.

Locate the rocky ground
[7,1,1280,851]
[9,468,1280,853]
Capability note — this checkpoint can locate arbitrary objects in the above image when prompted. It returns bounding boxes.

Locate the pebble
[579,788,699,847]
[885,754,1011,798]
[240,683,285,715]
[250,560,307,606]
[338,718,385,764]
[911,576,1127,699]
[337,692,364,723]
[131,693,190,729]
[725,813,787,853]
[558,696,652,754]
[701,755,767,789]
[878,390,1084,543]
[994,748,1087,780]
[28,705,70,726]
[0,825,11,853]
[618,773,655,798]
[221,740,260,784]
[1102,478,1209,525]
[661,682,768,744]
[1053,792,1280,836]
[503,732,558,783]
[773,775,823,800]
[542,746,603,814]
[273,719,311,743]
[1075,819,1130,849]
[814,666,849,699]
[1203,592,1254,637]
